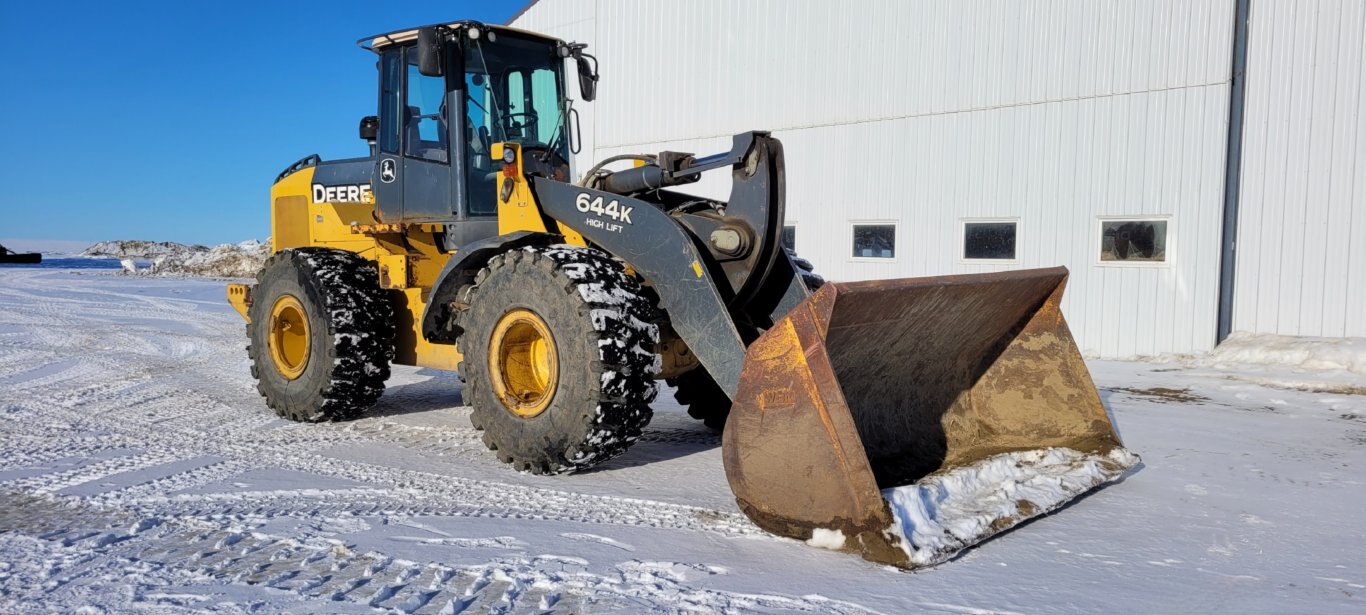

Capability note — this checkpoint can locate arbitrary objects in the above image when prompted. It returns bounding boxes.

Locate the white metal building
[510,0,1366,358]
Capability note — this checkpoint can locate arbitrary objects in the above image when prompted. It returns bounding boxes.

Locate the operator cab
[359,22,597,246]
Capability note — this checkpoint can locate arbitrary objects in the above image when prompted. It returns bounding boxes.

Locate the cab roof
[358,20,563,53]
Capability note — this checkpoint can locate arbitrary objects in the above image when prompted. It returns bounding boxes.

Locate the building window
[962,220,1018,261]
[852,223,896,259]
[1099,218,1168,263]
[781,225,796,251]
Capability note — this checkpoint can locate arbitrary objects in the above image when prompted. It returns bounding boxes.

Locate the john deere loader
[229,20,1138,568]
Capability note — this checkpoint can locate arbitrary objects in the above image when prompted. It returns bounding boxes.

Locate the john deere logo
[380,159,396,183]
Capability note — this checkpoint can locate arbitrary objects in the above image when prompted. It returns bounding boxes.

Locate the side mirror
[417,27,445,77]
[358,116,378,141]
[575,55,598,101]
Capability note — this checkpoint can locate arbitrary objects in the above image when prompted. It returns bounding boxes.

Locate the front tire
[247,248,393,422]
[457,245,660,474]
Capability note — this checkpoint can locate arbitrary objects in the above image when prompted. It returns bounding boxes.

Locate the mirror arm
[443,37,464,92]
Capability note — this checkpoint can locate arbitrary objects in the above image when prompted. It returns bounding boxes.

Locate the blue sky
[0,1,519,246]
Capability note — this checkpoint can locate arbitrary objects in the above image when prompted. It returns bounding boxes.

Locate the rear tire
[788,249,825,291]
[668,368,731,431]
[670,249,822,431]
[457,245,660,474]
[247,248,393,422]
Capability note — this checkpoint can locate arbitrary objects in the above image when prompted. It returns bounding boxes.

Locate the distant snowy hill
[82,239,269,277]
[82,240,206,259]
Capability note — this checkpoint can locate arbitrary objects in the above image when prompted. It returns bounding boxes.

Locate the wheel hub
[268,294,310,380]
[488,308,558,418]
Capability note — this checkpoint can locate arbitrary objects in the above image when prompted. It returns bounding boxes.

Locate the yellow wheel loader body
[230,19,1137,571]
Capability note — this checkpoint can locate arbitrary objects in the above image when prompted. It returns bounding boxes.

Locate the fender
[533,178,758,397]
[420,230,556,343]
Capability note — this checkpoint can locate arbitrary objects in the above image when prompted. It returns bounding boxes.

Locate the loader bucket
[722,267,1138,568]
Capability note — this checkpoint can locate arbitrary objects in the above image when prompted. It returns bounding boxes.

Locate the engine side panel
[270,160,459,371]
[272,161,379,254]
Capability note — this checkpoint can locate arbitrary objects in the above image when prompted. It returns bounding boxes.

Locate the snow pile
[1202,332,1366,376]
[83,239,269,277]
[882,446,1139,568]
[153,239,269,277]
[82,240,204,260]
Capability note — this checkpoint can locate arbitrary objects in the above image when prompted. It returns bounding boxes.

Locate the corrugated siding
[1234,0,1366,338]
[516,0,1238,358]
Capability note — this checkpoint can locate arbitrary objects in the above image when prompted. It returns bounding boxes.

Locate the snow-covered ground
[1,268,1362,613]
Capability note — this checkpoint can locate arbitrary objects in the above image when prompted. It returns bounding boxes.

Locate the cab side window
[404,52,449,163]
[378,49,402,154]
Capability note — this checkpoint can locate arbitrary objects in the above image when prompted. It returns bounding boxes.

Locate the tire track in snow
[88,458,256,504]
[3,494,874,614]
[50,403,748,538]
[1,449,187,496]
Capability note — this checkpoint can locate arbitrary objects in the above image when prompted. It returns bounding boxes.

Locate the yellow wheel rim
[268,294,310,380]
[488,308,558,418]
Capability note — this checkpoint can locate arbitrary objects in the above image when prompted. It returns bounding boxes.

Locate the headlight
[503,148,517,164]
[467,26,481,40]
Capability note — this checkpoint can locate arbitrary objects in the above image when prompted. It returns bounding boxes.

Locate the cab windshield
[463,34,569,214]
[464,36,568,150]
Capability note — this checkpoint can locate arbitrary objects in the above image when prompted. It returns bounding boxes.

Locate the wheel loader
[228,20,1138,569]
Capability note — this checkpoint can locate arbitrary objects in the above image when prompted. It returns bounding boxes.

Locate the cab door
[373,46,456,222]
[400,47,455,221]
[372,47,404,221]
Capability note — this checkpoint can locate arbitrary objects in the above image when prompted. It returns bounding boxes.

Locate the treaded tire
[456,245,660,474]
[247,248,394,422]
[667,368,731,431]
[788,248,826,291]
[669,249,822,431]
